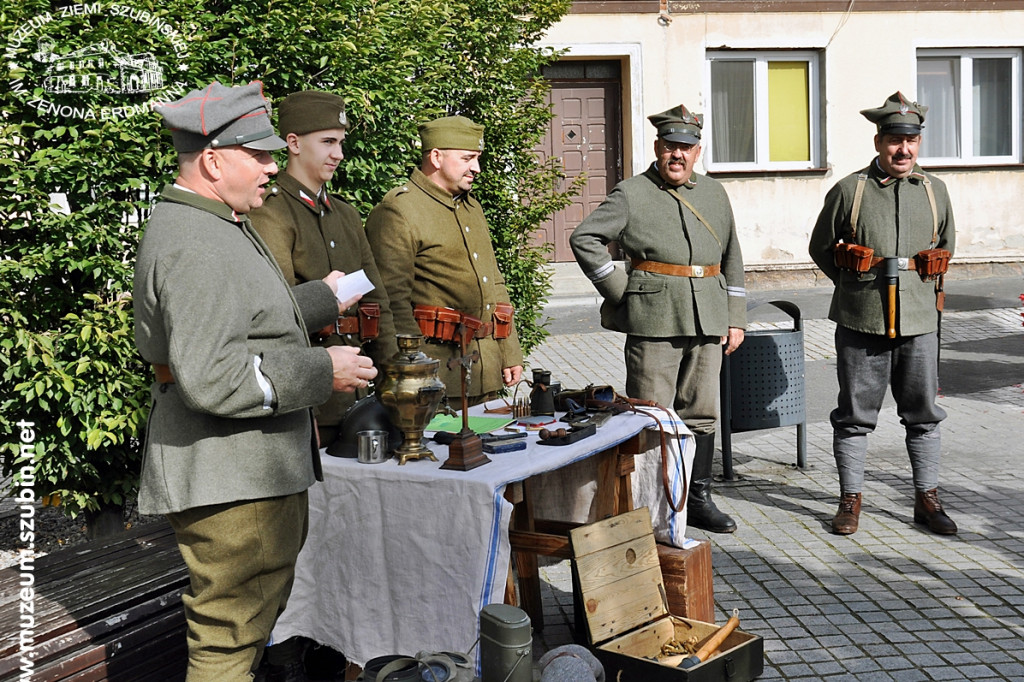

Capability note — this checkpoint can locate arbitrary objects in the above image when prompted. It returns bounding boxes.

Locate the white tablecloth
[271,409,676,666]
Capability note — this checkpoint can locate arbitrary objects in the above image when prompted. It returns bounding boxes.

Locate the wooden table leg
[506,481,544,630]
[504,428,654,632]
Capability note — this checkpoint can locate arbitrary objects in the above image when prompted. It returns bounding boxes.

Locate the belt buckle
[692,265,704,277]
[897,257,909,270]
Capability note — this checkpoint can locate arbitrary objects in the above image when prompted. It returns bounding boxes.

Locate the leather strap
[849,172,869,241]
[630,258,721,278]
[153,363,175,384]
[850,171,938,246]
[869,258,917,271]
[588,393,688,514]
[334,316,360,335]
[664,187,722,249]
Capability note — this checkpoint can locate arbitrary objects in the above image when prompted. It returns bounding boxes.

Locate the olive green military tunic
[571,164,747,337]
[809,161,955,336]
[365,168,523,400]
[133,185,339,515]
[250,173,398,427]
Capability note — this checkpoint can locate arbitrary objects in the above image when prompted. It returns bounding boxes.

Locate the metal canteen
[376,334,446,465]
[529,368,555,416]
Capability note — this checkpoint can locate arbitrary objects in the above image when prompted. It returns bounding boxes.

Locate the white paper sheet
[335,269,374,302]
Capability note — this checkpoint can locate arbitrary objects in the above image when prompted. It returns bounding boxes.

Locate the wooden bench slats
[0,520,188,681]
[0,585,187,677]
[33,610,187,682]
[0,524,178,612]
[1,554,186,634]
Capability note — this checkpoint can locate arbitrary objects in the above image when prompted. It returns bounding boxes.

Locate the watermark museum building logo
[5,3,191,122]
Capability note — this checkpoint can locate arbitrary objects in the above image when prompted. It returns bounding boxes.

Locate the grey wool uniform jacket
[570,164,747,337]
[809,160,955,337]
[133,185,339,515]
[365,168,524,398]
[250,173,398,427]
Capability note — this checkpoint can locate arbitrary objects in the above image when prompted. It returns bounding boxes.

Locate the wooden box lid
[569,507,670,645]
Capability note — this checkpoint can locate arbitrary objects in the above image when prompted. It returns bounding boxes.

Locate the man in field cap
[156,80,287,153]
[135,81,376,680]
[251,90,397,452]
[810,91,956,537]
[366,115,523,406]
[571,103,747,535]
[861,90,927,135]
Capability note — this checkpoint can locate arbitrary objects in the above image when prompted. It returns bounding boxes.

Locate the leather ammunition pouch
[914,248,951,281]
[492,302,514,339]
[833,242,877,273]
[357,302,381,340]
[414,303,510,344]
[317,302,381,341]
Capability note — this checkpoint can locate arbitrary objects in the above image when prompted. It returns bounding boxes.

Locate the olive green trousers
[167,491,309,681]
[624,334,723,435]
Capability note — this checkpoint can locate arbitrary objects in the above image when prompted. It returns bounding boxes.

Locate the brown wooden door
[536,78,622,262]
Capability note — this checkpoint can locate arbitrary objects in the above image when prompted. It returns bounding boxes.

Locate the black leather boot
[264,638,308,682]
[686,432,737,534]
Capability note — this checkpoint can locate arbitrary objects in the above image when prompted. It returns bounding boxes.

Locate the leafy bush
[1,0,574,516]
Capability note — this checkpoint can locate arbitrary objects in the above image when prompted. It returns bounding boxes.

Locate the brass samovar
[376,334,446,465]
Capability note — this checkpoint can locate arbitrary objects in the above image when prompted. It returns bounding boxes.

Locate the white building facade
[538,0,1024,278]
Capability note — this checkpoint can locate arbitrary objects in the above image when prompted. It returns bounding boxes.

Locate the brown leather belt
[153,363,175,384]
[630,258,721,278]
[869,258,917,271]
[316,303,381,342]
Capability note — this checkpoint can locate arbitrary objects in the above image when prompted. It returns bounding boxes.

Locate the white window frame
[917,48,1022,166]
[704,50,821,172]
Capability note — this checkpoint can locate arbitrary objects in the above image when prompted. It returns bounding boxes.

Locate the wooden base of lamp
[440,430,491,471]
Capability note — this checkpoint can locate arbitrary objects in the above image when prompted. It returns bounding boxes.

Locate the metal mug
[357,430,389,464]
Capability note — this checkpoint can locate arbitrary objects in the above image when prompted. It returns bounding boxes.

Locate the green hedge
[0,0,575,516]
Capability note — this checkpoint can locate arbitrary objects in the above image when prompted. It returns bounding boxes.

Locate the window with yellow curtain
[707,50,820,171]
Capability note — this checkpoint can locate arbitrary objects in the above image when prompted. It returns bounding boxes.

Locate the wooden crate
[570,508,763,681]
[658,540,714,623]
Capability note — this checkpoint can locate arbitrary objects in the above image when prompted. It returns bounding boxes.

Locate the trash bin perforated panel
[719,300,807,476]
[727,329,805,430]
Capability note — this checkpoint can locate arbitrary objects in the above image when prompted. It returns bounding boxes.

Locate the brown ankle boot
[831,493,862,535]
[914,488,957,535]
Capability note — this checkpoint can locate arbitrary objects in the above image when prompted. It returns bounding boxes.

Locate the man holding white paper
[251,90,397,459]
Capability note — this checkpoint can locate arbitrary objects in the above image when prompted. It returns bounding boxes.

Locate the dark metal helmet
[327,394,403,458]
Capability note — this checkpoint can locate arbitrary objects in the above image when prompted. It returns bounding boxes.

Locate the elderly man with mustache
[810,91,957,537]
[570,104,748,535]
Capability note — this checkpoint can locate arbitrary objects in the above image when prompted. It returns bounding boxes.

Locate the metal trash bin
[719,300,806,479]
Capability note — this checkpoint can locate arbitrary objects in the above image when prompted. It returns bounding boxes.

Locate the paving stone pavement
[525,305,1024,681]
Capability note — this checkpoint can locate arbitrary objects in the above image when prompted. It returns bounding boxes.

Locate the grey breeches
[830,326,946,492]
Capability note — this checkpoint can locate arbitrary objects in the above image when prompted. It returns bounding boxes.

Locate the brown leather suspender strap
[922,175,938,246]
[665,187,722,249]
[849,172,938,245]
[849,172,868,242]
